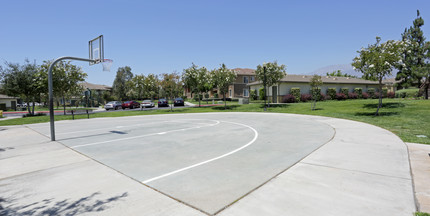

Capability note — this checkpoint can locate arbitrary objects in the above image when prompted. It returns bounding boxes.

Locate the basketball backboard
[89,35,104,65]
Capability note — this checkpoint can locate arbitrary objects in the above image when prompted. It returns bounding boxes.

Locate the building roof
[248,74,379,85]
[0,94,18,99]
[79,82,112,91]
[233,68,256,75]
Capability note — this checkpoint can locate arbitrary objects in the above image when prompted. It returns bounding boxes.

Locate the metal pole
[48,56,95,141]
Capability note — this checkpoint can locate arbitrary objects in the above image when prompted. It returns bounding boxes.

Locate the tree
[211,64,237,109]
[182,63,199,99]
[39,60,87,113]
[255,61,287,108]
[0,59,41,115]
[326,70,357,78]
[143,74,159,99]
[396,10,427,89]
[159,72,182,111]
[352,37,404,115]
[310,75,323,111]
[131,74,146,100]
[112,66,133,101]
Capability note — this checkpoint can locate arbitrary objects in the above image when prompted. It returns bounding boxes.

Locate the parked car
[122,101,140,109]
[158,99,169,107]
[174,98,184,106]
[141,100,155,108]
[105,101,122,110]
[17,103,27,108]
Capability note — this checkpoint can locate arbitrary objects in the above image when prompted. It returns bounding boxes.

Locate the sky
[1,0,429,86]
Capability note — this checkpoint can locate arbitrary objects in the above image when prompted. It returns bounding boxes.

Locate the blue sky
[1,0,429,86]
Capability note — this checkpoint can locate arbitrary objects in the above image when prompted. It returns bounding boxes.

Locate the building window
[243,76,249,84]
[250,76,255,82]
[229,89,232,97]
[244,89,249,97]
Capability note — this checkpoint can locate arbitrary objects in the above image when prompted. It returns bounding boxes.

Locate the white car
[141,100,155,108]
[105,101,122,110]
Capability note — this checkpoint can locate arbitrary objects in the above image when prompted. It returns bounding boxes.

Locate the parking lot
[27,112,335,214]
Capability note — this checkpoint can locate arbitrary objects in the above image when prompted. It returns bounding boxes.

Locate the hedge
[326,88,336,100]
[367,88,375,97]
[282,94,296,103]
[340,88,349,97]
[353,88,362,98]
[310,88,321,101]
[290,88,301,102]
[250,89,258,100]
[259,88,266,100]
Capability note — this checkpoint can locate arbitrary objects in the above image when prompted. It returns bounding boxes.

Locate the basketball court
[27,112,335,214]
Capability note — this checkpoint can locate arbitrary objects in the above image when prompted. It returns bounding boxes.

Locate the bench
[66,109,93,120]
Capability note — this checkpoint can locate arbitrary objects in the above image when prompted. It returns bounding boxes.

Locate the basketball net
[102,59,113,72]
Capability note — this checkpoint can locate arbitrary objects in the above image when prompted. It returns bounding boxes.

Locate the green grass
[415,212,430,216]
[1,98,429,144]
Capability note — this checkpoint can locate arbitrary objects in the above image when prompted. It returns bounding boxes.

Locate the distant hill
[306,64,396,78]
[305,64,362,77]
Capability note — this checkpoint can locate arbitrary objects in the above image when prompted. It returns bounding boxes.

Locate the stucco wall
[0,98,17,108]
[251,82,381,97]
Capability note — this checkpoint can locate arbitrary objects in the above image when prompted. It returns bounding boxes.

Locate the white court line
[141,121,259,184]
[46,119,216,136]
[71,120,220,148]
[47,121,173,136]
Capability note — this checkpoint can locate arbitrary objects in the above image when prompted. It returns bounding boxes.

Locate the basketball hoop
[102,59,113,72]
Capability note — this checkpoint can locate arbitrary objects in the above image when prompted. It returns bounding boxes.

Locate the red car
[122,101,140,109]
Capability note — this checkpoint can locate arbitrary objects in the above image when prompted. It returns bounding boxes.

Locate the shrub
[259,88,266,100]
[362,92,369,99]
[335,93,347,100]
[300,94,312,102]
[282,94,296,103]
[23,113,47,118]
[194,94,203,101]
[367,88,375,97]
[182,96,187,100]
[250,89,258,100]
[348,92,358,99]
[326,88,336,100]
[310,88,321,101]
[214,93,219,98]
[290,88,301,102]
[372,92,380,99]
[382,88,388,98]
[320,93,326,101]
[387,91,395,98]
[324,94,331,100]
[353,88,362,98]
[204,93,209,99]
[340,88,349,98]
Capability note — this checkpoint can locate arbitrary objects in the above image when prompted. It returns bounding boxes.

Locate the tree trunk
[32,99,35,115]
[425,77,429,100]
[375,80,383,116]
[26,98,31,115]
[170,96,173,112]
[63,95,66,115]
[198,93,201,107]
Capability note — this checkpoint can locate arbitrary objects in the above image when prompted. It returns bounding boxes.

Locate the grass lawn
[1,98,429,144]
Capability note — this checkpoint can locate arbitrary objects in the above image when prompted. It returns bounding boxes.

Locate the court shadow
[259,104,291,109]
[362,102,405,109]
[354,112,399,116]
[0,192,128,216]
[211,105,241,110]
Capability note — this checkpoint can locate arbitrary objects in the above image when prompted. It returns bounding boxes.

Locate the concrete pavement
[407,142,430,213]
[0,113,423,215]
